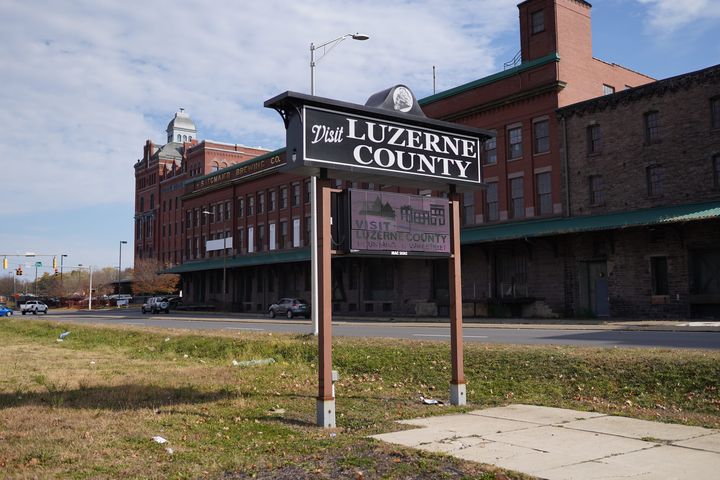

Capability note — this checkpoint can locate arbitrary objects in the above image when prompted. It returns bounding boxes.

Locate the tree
[131,259,179,295]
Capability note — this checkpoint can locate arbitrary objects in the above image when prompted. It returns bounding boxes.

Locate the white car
[21,300,48,315]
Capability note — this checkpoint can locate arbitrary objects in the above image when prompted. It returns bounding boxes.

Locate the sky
[1,0,719,276]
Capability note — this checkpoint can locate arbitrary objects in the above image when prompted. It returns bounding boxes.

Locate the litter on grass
[152,436,168,444]
[420,396,444,405]
[57,331,70,342]
[232,358,275,367]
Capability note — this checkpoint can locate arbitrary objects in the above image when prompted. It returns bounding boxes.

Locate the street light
[118,241,127,294]
[60,254,68,287]
[309,32,369,335]
[202,210,228,311]
[77,264,94,311]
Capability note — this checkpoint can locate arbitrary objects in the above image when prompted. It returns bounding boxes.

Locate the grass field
[0,318,718,479]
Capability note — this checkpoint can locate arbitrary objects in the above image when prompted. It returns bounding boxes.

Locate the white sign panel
[293,218,300,247]
[206,236,233,252]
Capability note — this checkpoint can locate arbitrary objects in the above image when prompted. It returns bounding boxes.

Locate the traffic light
[16,266,23,276]
[52,257,58,269]
[2,257,7,269]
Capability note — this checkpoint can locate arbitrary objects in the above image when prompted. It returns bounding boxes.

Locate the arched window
[177,134,181,142]
[212,161,220,172]
[221,162,228,168]
[183,135,187,141]
[188,136,192,140]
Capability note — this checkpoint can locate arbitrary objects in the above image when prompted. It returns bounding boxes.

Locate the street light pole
[309,32,369,336]
[78,264,94,311]
[60,254,67,288]
[203,210,227,311]
[118,241,127,294]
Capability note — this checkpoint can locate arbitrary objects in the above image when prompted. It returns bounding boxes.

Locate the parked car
[141,297,170,314]
[268,298,310,319]
[0,303,13,317]
[21,300,48,315]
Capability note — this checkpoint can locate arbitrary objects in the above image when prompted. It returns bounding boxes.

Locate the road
[20,309,720,350]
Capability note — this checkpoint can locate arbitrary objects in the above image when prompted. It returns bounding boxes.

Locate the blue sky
[1,0,718,275]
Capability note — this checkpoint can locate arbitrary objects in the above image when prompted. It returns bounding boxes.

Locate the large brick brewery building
[134,0,720,319]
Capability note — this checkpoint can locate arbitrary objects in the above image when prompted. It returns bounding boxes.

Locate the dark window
[304,180,311,204]
[483,136,497,165]
[462,192,475,226]
[140,197,144,212]
[644,111,660,144]
[485,182,498,222]
[508,126,522,159]
[237,228,244,253]
[531,10,544,34]
[533,120,549,154]
[589,175,604,205]
[237,198,244,217]
[603,84,615,95]
[150,194,154,210]
[587,125,602,154]
[292,184,300,206]
[247,195,255,215]
[268,190,276,211]
[280,221,288,248]
[651,256,669,295]
[225,201,230,219]
[364,259,394,301]
[713,154,720,188]
[257,224,265,252]
[509,177,524,219]
[646,165,662,196]
[258,192,265,213]
[535,172,552,215]
[711,97,720,129]
[304,216,311,246]
[280,187,288,209]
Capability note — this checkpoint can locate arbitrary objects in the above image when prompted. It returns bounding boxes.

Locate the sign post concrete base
[317,398,336,428]
[450,383,466,406]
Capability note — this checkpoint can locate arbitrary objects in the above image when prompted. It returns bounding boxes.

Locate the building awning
[461,201,720,245]
[164,247,310,274]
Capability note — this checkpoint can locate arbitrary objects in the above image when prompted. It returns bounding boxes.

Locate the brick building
[134,109,269,265]
[555,64,720,318]
[135,1,719,318]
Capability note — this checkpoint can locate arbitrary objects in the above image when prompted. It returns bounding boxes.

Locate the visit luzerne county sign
[264,86,492,192]
[349,189,450,257]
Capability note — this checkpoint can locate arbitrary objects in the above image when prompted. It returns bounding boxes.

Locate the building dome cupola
[166,108,197,143]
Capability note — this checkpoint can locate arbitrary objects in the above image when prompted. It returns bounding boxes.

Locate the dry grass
[0,319,717,479]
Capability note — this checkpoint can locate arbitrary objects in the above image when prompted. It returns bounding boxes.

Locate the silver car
[268,298,310,319]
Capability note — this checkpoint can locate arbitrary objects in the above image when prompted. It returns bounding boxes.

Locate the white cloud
[636,0,720,31]
[0,0,517,218]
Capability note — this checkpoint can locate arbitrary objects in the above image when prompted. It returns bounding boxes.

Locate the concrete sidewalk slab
[371,404,720,479]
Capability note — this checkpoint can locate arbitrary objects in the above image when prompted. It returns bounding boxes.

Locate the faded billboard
[349,189,450,256]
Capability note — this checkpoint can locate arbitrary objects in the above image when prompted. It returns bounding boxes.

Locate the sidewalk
[372,404,720,479]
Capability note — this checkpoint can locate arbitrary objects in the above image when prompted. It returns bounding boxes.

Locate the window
[247,226,254,253]
[150,194,155,210]
[293,218,301,247]
[304,216,311,246]
[304,180,311,204]
[650,256,669,295]
[485,183,498,222]
[533,120,549,154]
[531,10,544,34]
[535,172,552,215]
[646,165,662,196]
[462,192,475,226]
[587,125,602,154]
[509,177,524,219]
[237,197,244,217]
[508,126,522,159]
[280,187,288,209]
[258,192,265,213]
[483,136,497,165]
[712,97,720,129]
[212,161,220,172]
[292,184,300,207]
[644,111,660,144]
[713,154,720,188]
[269,223,276,250]
[247,195,255,215]
[280,221,288,248]
[258,225,265,251]
[268,190,275,211]
[140,197,144,212]
[237,228,244,253]
[603,84,615,95]
[589,175,604,205]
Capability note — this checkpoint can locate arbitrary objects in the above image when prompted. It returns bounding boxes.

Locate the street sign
[34,262,42,267]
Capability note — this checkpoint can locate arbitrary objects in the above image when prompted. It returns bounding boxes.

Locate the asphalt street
[18,309,720,350]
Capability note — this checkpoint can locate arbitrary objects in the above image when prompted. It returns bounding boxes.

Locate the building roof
[557,63,720,118]
[461,201,720,244]
[418,52,561,106]
[166,108,196,133]
[164,247,310,273]
[155,142,183,159]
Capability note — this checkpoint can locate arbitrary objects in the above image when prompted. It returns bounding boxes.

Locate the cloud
[635,0,720,31]
[0,0,517,218]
